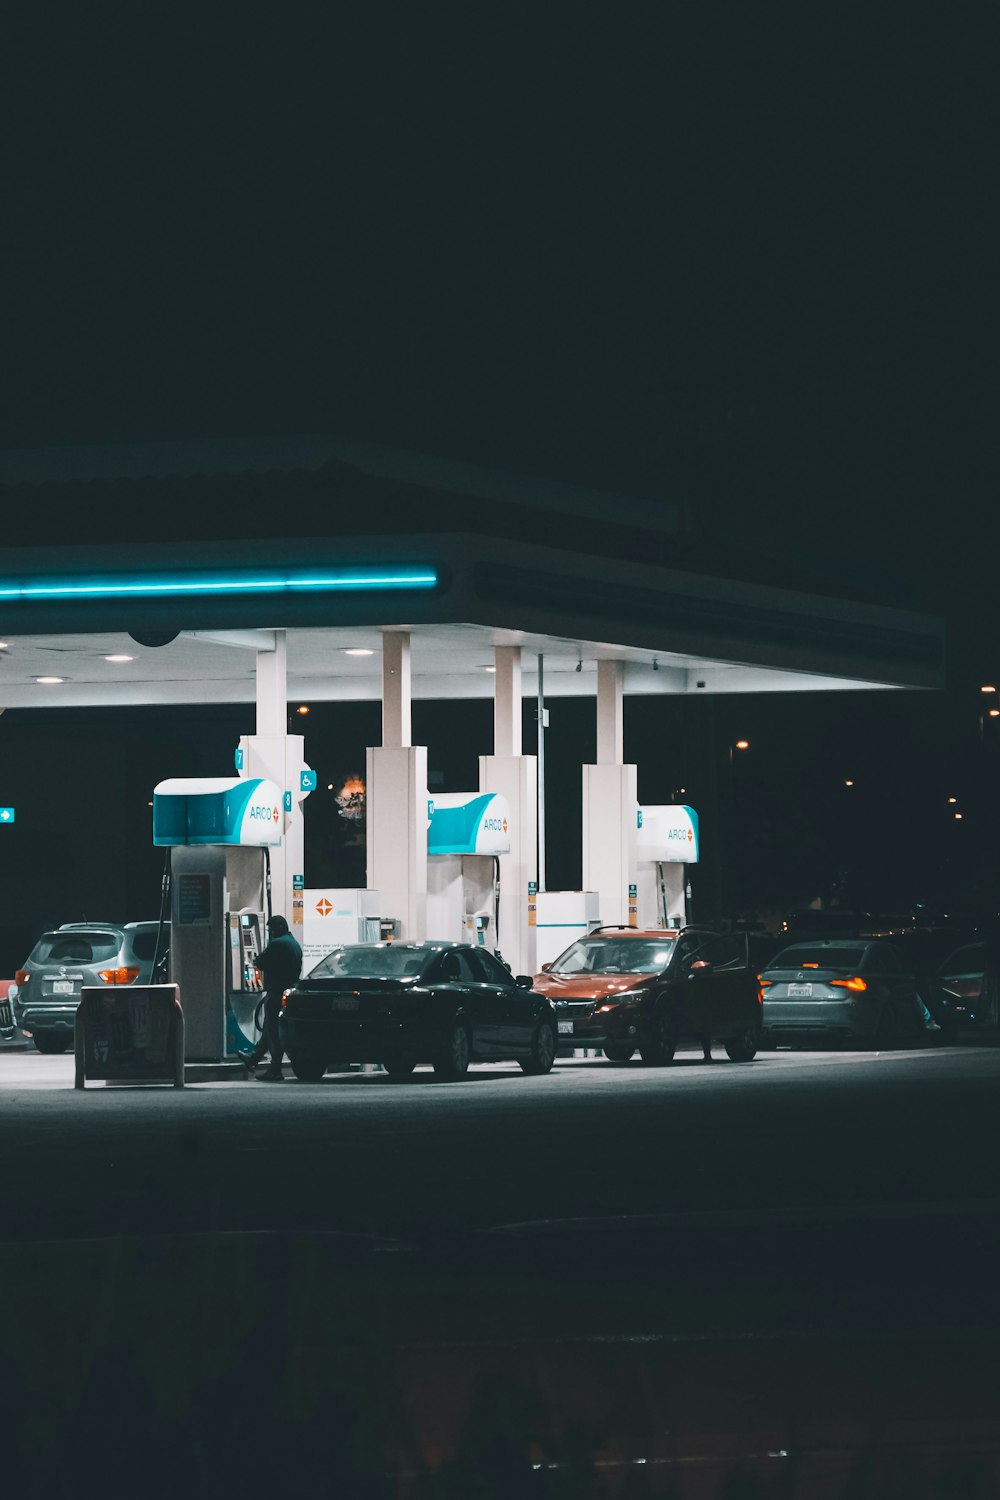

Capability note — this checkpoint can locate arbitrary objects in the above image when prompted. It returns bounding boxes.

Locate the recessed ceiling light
[105,654,134,662]
[344,648,375,657]
[36,676,64,684]
[296,705,310,715]
[485,666,496,673]
[0,641,8,649]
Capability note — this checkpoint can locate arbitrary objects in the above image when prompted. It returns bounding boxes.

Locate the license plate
[788,984,813,997]
[52,980,75,995]
[557,1020,574,1034]
[330,995,359,1013]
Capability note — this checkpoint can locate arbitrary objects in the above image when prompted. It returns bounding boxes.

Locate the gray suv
[11,923,164,1053]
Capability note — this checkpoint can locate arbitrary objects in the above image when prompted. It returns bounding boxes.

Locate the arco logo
[316,898,333,916]
[248,804,280,823]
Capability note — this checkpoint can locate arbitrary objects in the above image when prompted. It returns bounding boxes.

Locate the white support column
[480,643,536,973]
[256,631,287,737]
[493,645,522,758]
[479,753,537,976]
[382,630,411,749]
[366,744,428,941]
[596,658,624,765]
[243,631,309,928]
[583,659,637,926]
[367,629,426,939]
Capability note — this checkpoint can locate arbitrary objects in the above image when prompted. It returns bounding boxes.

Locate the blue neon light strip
[0,568,438,601]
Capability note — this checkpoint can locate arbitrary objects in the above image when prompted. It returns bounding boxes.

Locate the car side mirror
[541,962,553,972]
[688,959,712,978]
[515,975,533,989]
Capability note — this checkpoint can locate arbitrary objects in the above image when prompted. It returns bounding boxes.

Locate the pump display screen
[550,936,677,976]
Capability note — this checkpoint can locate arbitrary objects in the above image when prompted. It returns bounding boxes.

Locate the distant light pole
[724,740,750,919]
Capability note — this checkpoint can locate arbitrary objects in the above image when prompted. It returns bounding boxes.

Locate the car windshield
[768,944,867,970]
[30,931,121,963]
[308,945,427,980]
[550,936,676,975]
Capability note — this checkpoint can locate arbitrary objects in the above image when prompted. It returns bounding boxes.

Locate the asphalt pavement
[4,1042,1000,1496]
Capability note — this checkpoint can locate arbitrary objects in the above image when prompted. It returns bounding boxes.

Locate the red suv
[533,926,762,1064]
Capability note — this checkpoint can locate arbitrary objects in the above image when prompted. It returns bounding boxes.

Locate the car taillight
[758,977,773,987]
[14,970,29,985]
[281,989,294,1006]
[830,976,867,992]
[98,966,141,984]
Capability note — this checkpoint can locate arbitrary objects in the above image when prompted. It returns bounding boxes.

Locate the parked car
[532,926,762,1064]
[11,922,164,1054]
[0,980,15,1040]
[278,942,557,1082]
[925,941,998,1040]
[759,938,925,1046]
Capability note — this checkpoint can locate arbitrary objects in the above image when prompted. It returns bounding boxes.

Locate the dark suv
[532,926,763,1063]
[11,922,163,1054]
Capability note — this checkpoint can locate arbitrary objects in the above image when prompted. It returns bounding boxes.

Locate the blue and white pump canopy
[153,777,284,847]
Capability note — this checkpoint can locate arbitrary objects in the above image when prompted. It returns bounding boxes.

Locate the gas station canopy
[0,431,942,706]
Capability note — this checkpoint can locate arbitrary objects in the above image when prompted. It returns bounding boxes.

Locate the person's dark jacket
[255,926,303,993]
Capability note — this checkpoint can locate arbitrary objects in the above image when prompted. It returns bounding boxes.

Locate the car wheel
[639,1009,677,1066]
[724,1027,759,1062]
[382,1056,417,1077]
[520,1019,557,1075]
[602,1042,635,1063]
[33,1034,70,1055]
[288,1052,327,1082]
[433,1020,471,1080]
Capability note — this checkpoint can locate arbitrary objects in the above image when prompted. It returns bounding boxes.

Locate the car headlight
[596,991,646,1011]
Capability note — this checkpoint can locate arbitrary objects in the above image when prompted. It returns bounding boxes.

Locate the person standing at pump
[241,915,302,1081]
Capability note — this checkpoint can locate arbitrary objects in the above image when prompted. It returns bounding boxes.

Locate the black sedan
[278,942,558,1082]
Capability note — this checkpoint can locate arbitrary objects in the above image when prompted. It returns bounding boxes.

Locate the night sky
[3,9,999,959]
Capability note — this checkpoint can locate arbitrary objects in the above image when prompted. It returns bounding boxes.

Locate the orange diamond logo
[316,898,333,916]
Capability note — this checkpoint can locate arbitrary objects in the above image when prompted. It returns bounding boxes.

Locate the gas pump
[426,792,510,955]
[152,776,283,1061]
[636,805,699,928]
